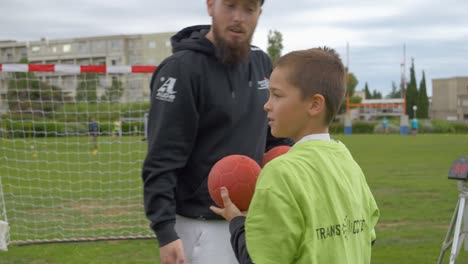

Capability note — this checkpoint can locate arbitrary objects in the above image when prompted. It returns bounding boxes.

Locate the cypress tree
[406,58,418,117]
[417,71,429,118]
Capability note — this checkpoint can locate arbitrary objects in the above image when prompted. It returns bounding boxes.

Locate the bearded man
[142,1,292,263]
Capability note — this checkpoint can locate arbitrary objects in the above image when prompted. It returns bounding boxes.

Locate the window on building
[20,48,27,58]
[32,46,40,53]
[165,40,171,48]
[111,59,117,66]
[52,46,57,53]
[147,58,156,65]
[63,44,71,53]
[79,59,90,65]
[111,40,121,50]
[129,55,140,65]
[6,53,12,61]
[92,40,105,52]
[77,42,89,53]
[148,40,156,49]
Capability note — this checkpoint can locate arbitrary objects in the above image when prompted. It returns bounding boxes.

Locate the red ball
[208,155,261,210]
[262,146,291,167]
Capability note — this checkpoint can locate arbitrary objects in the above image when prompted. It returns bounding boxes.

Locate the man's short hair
[274,47,346,125]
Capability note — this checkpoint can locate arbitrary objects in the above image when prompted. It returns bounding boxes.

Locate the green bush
[418,119,433,133]
[431,120,455,133]
[4,120,88,138]
[329,122,344,134]
[453,122,468,133]
[1,101,150,138]
[98,121,145,136]
[352,122,377,133]
[330,121,377,134]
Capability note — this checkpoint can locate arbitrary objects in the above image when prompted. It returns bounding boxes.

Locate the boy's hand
[210,187,245,222]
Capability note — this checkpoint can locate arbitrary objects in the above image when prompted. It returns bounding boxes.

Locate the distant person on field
[88,117,99,150]
[382,117,388,134]
[411,118,418,135]
[211,47,380,264]
[112,118,121,143]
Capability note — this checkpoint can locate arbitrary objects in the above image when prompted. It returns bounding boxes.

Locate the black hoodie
[142,25,292,247]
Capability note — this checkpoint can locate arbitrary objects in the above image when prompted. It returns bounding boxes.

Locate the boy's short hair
[274,47,346,125]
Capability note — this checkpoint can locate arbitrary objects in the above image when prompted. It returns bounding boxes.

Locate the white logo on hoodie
[257,77,269,90]
[156,77,177,102]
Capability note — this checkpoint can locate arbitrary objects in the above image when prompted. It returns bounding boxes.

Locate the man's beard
[212,23,252,65]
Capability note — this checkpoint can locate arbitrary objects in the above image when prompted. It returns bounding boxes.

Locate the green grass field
[1,134,468,263]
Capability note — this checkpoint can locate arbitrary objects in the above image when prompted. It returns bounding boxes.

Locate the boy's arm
[370,205,380,246]
[229,216,253,264]
[367,185,380,246]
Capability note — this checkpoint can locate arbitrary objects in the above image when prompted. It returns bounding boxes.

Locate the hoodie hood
[171,25,215,56]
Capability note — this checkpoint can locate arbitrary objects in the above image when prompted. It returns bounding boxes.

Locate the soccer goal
[0,64,156,249]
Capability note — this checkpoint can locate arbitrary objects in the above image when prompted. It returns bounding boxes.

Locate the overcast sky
[1,0,468,96]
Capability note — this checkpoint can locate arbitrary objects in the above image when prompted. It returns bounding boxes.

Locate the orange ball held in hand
[262,145,291,167]
[208,155,261,211]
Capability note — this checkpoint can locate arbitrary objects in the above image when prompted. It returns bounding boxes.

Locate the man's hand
[210,187,245,222]
[159,239,185,264]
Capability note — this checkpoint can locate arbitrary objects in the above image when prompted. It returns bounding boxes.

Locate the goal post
[0,64,157,248]
[0,176,9,251]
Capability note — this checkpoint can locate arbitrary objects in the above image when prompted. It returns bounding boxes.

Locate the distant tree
[364,82,371,99]
[339,70,359,114]
[417,71,429,118]
[406,58,419,117]
[76,73,98,102]
[346,70,358,97]
[7,58,71,117]
[350,96,362,104]
[101,77,123,103]
[372,90,382,99]
[386,81,402,98]
[267,30,283,64]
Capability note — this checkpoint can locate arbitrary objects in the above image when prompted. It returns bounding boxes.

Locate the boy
[211,47,380,263]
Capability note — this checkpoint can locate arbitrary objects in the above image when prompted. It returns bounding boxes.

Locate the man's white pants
[175,215,238,264]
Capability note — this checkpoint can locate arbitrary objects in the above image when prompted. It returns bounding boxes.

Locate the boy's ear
[307,94,326,117]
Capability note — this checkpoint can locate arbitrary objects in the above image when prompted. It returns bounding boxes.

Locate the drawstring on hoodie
[248,62,252,88]
[226,62,253,99]
[226,69,236,99]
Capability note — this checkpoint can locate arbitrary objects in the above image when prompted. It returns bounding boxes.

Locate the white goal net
[0,64,155,248]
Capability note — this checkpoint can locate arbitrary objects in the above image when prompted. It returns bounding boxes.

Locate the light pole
[412,105,418,119]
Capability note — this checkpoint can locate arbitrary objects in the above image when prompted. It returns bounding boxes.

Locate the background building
[431,77,468,121]
[0,32,174,112]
